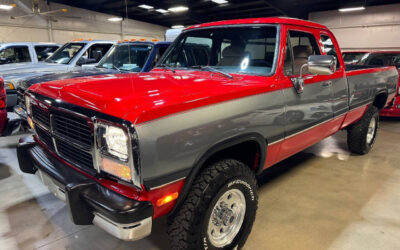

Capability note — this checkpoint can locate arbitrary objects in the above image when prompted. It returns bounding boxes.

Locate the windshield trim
[45,42,86,65]
[156,24,281,77]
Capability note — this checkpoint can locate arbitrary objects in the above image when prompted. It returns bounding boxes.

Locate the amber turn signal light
[156,192,179,207]
[101,158,132,181]
[27,117,34,129]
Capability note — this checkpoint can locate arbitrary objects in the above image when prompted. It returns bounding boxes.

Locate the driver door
[278,27,334,159]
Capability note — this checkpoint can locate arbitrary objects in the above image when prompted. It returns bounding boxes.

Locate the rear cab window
[0,46,31,63]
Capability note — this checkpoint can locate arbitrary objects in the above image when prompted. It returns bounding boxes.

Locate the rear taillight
[0,78,6,109]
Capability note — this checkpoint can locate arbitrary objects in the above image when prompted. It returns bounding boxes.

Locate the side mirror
[77,57,97,66]
[308,55,336,75]
[291,55,336,94]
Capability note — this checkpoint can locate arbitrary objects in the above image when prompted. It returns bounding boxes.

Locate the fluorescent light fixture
[155,8,168,14]
[108,17,123,22]
[171,25,184,29]
[211,0,228,4]
[168,6,189,12]
[0,4,15,10]
[138,4,154,10]
[338,6,365,12]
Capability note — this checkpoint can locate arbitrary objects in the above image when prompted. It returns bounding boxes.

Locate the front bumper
[380,96,400,117]
[17,136,153,241]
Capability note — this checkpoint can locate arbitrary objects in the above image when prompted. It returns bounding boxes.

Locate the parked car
[13,41,172,129]
[17,17,398,249]
[0,77,20,136]
[342,50,370,64]
[0,42,61,65]
[351,51,400,117]
[1,40,115,109]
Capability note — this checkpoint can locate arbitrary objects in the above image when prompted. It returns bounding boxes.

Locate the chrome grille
[35,126,54,150]
[17,87,25,106]
[32,105,50,129]
[53,111,92,148]
[31,100,95,173]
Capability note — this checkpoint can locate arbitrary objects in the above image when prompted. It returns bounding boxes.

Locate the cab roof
[186,17,328,30]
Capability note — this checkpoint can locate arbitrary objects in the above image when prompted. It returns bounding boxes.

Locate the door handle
[321,81,332,87]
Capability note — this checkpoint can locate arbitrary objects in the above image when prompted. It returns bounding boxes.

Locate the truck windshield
[97,44,153,72]
[358,53,400,68]
[45,43,85,64]
[158,26,278,76]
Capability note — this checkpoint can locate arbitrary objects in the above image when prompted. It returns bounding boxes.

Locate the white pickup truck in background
[0,42,61,65]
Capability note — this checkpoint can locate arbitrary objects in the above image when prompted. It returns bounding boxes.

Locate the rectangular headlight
[100,124,129,161]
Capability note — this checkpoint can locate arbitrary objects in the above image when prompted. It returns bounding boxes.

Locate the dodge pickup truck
[17,18,398,250]
[1,40,114,109]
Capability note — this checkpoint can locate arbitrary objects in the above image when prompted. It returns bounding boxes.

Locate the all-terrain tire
[347,105,379,155]
[168,159,258,250]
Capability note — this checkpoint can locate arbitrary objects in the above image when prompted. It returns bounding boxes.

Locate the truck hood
[19,68,119,90]
[0,62,69,76]
[29,70,271,124]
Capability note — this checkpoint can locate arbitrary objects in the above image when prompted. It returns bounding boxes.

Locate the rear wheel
[168,159,258,250]
[347,105,379,155]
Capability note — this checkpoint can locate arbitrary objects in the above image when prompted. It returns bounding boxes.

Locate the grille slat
[31,101,95,174]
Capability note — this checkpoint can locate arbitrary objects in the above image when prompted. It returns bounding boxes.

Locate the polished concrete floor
[0,118,400,250]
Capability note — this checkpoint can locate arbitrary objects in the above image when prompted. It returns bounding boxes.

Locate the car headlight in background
[25,95,31,115]
[5,81,15,90]
[97,122,132,182]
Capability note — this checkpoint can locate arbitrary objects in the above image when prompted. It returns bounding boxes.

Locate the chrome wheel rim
[366,117,376,144]
[207,189,246,247]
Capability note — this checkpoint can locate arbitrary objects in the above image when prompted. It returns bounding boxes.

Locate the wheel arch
[169,132,266,215]
[373,90,388,110]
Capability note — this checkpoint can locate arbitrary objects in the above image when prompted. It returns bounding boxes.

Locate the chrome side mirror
[308,55,336,75]
[291,55,336,94]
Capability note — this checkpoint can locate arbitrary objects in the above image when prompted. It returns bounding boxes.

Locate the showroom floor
[0,118,399,250]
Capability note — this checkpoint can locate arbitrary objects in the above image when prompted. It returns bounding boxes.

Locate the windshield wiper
[190,66,233,79]
[157,64,176,73]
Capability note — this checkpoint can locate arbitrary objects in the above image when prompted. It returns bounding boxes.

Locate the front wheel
[168,159,258,250]
[347,105,379,155]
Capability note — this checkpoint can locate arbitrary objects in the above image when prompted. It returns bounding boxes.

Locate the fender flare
[169,132,267,215]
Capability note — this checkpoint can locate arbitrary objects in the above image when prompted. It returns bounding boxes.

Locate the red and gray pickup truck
[17,18,398,249]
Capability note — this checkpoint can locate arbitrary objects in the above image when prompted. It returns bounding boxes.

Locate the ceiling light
[168,6,189,12]
[211,0,228,4]
[155,8,168,14]
[108,17,123,22]
[171,25,184,29]
[338,6,365,12]
[138,4,154,10]
[0,4,16,10]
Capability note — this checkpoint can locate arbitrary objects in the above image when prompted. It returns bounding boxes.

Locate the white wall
[0,0,167,43]
[309,4,400,51]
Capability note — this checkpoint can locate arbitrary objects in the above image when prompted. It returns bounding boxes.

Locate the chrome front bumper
[18,136,153,241]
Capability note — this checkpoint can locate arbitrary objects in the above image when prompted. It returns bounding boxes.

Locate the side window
[86,44,113,62]
[0,46,31,63]
[320,34,340,69]
[289,30,320,75]
[152,46,169,68]
[34,46,59,61]
[283,34,293,75]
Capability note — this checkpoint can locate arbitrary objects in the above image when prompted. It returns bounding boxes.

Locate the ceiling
[48,0,400,27]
